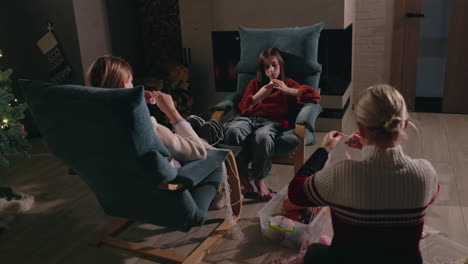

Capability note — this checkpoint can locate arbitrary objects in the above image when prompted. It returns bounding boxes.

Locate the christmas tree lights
[0,69,31,167]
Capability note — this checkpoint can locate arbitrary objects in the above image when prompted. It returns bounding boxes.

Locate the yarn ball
[283,197,307,212]
[319,235,332,245]
[286,210,303,222]
[264,216,296,241]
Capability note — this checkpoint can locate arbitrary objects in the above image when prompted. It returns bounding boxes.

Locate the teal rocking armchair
[20,80,242,264]
[211,24,324,173]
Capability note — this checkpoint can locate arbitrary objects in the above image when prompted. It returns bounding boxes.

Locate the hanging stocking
[36,21,71,84]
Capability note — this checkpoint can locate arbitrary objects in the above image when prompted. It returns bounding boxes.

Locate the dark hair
[256,48,286,85]
[86,55,133,88]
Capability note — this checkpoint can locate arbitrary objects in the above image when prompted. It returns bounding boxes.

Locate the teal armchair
[20,80,242,264]
[211,24,324,173]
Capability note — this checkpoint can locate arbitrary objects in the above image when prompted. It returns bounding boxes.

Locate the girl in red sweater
[224,48,320,201]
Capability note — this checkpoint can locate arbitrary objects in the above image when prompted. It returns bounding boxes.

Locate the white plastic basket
[258,185,333,248]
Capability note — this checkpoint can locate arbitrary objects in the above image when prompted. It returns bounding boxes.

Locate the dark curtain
[138,0,182,77]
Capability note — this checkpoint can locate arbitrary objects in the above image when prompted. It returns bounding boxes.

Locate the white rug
[0,193,34,230]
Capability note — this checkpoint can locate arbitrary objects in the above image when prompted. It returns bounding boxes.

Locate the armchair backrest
[232,24,324,130]
[20,80,221,231]
[235,23,324,98]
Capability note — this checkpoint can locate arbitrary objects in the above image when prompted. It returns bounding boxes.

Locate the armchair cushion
[237,23,324,74]
[176,149,229,188]
[273,129,300,156]
[210,93,240,112]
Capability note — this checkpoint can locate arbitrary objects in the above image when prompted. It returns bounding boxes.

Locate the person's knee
[225,127,248,145]
[254,132,274,150]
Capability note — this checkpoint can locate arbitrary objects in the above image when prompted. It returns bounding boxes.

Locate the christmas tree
[0,68,34,227]
[0,68,31,167]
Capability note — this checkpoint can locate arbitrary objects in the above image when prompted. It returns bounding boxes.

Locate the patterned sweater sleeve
[151,117,207,161]
[288,147,331,206]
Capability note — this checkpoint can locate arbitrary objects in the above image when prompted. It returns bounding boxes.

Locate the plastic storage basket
[258,186,333,248]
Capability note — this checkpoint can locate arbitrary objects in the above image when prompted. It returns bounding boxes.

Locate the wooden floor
[1,112,468,263]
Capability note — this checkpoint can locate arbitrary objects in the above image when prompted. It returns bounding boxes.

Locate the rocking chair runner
[20,80,242,264]
[211,24,324,173]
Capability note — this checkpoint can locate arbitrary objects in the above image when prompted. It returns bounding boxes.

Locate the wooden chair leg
[88,218,134,247]
[100,234,188,263]
[90,216,241,264]
[293,124,306,174]
[225,150,242,218]
[90,218,188,263]
[88,151,243,264]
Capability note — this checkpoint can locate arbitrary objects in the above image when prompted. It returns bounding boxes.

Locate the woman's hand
[144,90,156,104]
[271,79,288,92]
[260,82,275,95]
[252,82,275,103]
[270,79,302,97]
[321,131,344,152]
[345,131,363,149]
[152,91,182,123]
[153,91,176,113]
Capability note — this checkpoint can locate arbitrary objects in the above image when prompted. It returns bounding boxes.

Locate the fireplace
[211,31,240,92]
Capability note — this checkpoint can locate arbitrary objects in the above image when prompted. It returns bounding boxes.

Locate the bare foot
[240,172,255,194]
[254,179,273,201]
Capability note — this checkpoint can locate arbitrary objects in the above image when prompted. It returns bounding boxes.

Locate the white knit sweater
[150,117,207,162]
[305,145,439,226]
[290,144,440,258]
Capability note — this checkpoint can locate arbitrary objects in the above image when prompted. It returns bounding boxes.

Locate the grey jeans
[224,116,281,179]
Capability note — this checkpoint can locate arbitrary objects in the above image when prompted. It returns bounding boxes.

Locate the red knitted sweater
[237,78,320,122]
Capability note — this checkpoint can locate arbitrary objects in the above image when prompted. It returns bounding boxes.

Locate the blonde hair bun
[355,84,408,140]
[383,116,403,133]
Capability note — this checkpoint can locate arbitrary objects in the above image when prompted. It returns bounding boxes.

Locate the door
[390,0,422,111]
[442,0,468,113]
[391,0,467,113]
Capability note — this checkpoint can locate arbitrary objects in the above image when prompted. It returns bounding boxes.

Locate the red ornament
[282,120,289,128]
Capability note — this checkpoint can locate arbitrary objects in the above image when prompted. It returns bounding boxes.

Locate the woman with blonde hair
[288,84,439,263]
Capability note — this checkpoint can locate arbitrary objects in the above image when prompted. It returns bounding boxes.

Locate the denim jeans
[224,116,281,179]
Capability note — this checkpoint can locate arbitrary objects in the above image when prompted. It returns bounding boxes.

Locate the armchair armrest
[211,110,226,121]
[209,92,242,112]
[295,103,323,146]
[157,183,183,191]
[174,149,229,188]
[210,99,234,112]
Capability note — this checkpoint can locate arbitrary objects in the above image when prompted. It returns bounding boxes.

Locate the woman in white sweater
[288,84,439,264]
[86,55,206,165]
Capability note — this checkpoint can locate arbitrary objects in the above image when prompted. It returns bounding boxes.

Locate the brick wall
[351,0,394,106]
